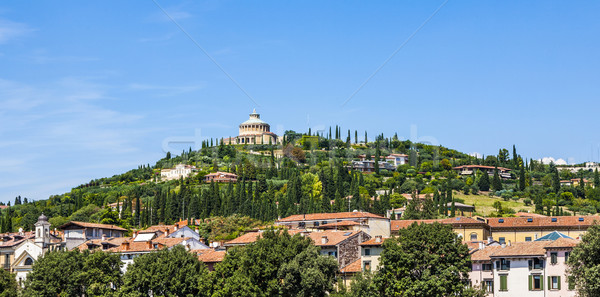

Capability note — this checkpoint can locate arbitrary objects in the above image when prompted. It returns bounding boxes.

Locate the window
[550,276,560,290]
[499,275,508,291]
[527,218,533,222]
[551,252,558,264]
[529,275,543,290]
[497,259,510,270]
[363,261,371,271]
[498,219,504,223]
[484,280,493,293]
[565,252,570,263]
[525,237,532,242]
[529,258,544,270]
[552,218,557,222]
[364,248,371,256]
[24,258,33,266]
[313,222,319,227]
[298,222,306,228]
[499,237,506,245]
[470,233,478,241]
[482,263,492,271]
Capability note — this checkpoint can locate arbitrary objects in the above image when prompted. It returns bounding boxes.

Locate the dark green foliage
[0,268,17,297]
[492,166,503,191]
[23,250,122,297]
[213,229,338,297]
[120,245,211,297]
[374,222,473,296]
[567,224,600,297]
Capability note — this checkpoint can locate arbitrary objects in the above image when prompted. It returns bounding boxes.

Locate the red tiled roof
[108,237,189,253]
[489,241,549,257]
[544,238,579,249]
[307,231,361,247]
[60,221,127,231]
[340,258,362,273]
[453,165,512,171]
[195,249,226,263]
[515,212,547,218]
[316,221,360,229]
[360,237,387,246]
[77,237,129,251]
[487,216,600,229]
[277,212,386,222]
[470,245,504,261]
[391,217,487,232]
[0,231,34,247]
[225,232,261,245]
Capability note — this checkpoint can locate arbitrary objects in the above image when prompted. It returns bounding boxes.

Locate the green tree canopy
[0,268,18,297]
[120,245,211,297]
[374,222,473,296]
[567,224,600,296]
[213,229,338,297]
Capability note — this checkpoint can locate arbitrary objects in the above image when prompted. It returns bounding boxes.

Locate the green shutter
[540,275,544,290]
[528,275,532,290]
[548,276,551,290]
[558,276,561,290]
[500,275,507,291]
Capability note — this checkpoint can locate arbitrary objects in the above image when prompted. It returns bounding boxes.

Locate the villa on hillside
[204,172,238,183]
[453,165,512,179]
[160,164,197,181]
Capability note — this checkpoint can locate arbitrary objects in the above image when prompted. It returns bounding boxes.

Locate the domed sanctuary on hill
[226,109,278,145]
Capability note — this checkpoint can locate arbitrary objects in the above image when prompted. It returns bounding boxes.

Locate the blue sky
[1,1,600,203]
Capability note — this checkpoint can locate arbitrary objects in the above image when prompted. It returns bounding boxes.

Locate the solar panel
[498,219,504,223]
[551,218,557,222]
[343,232,352,236]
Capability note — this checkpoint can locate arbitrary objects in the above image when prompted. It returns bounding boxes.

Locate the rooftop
[277,211,386,222]
[60,221,127,231]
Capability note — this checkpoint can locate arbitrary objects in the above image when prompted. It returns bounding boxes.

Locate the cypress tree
[595,169,600,188]
[492,166,503,191]
[519,165,526,191]
[135,196,141,227]
[479,170,490,191]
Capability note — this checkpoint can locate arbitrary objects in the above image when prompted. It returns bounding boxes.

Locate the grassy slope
[454,192,535,216]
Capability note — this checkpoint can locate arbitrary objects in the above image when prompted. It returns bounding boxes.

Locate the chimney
[147,240,153,250]
[195,228,200,234]
[375,235,382,243]
[101,234,106,242]
[508,240,511,247]
[121,242,130,251]
[487,236,493,243]
[321,236,328,245]
[478,242,484,250]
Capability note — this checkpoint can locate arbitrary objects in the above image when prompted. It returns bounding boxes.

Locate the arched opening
[24,258,33,266]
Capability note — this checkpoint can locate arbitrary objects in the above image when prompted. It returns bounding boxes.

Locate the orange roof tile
[470,246,504,261]
[487,216,600,229]
[107,237,189,253]
[360,237,387,246]
[544,238,579,249]
[489,241,549,257]
[391,217,487,231]
[196,249,226,263]
[515,212,547,218]
[77,237,129,251]
[60,221,127,231]
[277,212,386,222]
[340,258,362,273]
[307,230,361,247]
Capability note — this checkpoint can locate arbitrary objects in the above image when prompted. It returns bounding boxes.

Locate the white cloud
[128,82,205,96]
[0,19,33,44]
[539,157,568,165]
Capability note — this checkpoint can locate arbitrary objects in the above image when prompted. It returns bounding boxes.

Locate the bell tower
[34,213,51,246]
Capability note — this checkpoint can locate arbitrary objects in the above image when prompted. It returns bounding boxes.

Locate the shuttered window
[499,275,508,291]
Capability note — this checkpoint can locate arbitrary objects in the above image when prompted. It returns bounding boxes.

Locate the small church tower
[34,213,51,246]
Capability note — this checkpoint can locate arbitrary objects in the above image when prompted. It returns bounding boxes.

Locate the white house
[160,164,196,181]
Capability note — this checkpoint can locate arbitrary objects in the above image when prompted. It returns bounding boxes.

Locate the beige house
[276,211,391,237]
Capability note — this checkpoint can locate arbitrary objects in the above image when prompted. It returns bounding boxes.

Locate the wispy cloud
[128,82,205,96]
[0,19,33,44]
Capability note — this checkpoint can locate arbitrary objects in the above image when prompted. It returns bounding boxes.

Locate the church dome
[37,213,48,222]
